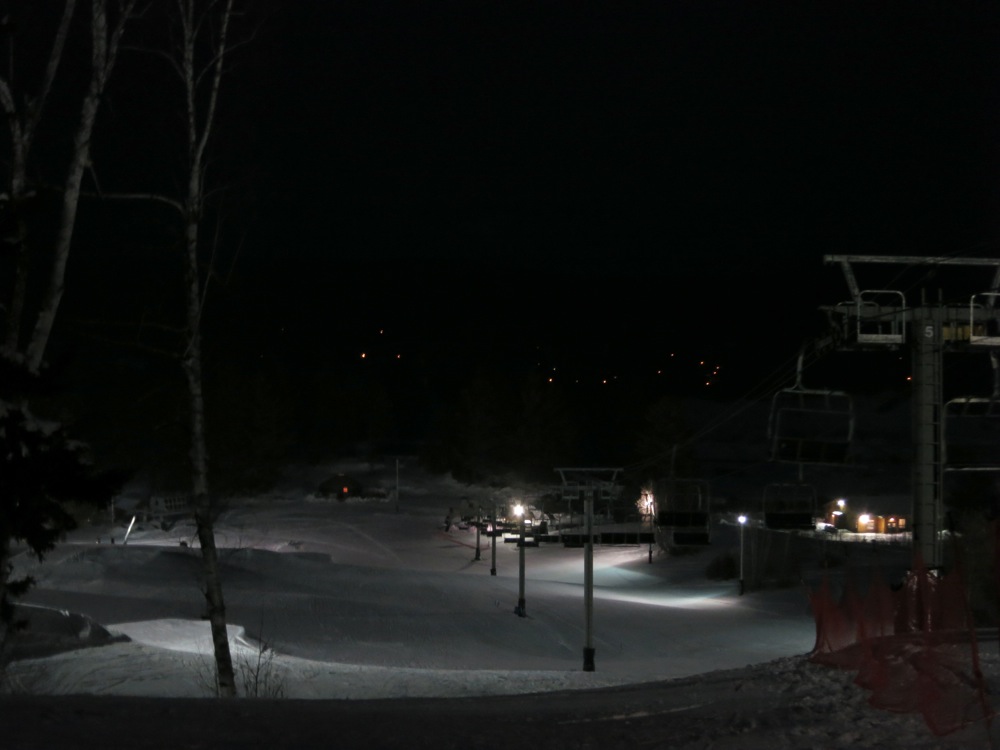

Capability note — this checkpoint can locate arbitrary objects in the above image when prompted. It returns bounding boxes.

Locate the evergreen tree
[0,356,124,656]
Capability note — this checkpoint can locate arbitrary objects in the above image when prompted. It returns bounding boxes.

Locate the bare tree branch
[0,1,78,353]
[82,188,185,214]
[25,0,140,372]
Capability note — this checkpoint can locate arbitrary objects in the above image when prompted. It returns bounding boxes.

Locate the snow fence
[808,553,994,738]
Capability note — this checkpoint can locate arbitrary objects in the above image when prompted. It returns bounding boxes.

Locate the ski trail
[336,523,402,563]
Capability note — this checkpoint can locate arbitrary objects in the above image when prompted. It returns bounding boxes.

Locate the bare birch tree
[162,0,244,697]
[0,1,137,372]
[0,1,77,356]
[179,0,237,697]
[81,0,255,695]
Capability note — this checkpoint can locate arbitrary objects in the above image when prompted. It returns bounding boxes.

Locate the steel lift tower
[822,255,1000,570]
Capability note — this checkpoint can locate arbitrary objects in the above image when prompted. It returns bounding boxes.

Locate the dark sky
[226,1,1000,386]
[40,0,1000,471]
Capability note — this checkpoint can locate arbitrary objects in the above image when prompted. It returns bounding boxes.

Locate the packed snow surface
[2,461,997,748]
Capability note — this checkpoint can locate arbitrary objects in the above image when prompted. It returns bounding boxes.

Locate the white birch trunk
[178,0,237,698]
[0,0,77,356]
[3,140,30,355]
[183,207,236,697]
[25,0,134,373]
[24,92,98,372]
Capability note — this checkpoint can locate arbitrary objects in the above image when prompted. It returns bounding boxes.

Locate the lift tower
[822,255,1000,569]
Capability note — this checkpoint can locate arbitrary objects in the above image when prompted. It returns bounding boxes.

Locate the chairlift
[855,290,906,345]
[767,345,854,465]
[554,468,624,529]
[761,482,817,531]
[655,478,711,546]
[970,292,1000,346]
[944,346,1000,469]
[944,396,1000,470]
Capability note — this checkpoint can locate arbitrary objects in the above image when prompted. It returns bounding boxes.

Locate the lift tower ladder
[822,255,1000,570]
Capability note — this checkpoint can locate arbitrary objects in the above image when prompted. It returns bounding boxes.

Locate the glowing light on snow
[598,589,735,611]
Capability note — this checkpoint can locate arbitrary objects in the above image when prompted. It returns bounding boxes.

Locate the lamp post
[644,492,655,564]
[583,489,595,671]
[474,504,482,561]
[737,514,747,596]
[490,503,497,576]
[515,503,526,617]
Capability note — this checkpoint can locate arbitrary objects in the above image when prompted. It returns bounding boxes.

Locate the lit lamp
[737,514,747,596]
[514,503,526,617]
[832,498,846,530]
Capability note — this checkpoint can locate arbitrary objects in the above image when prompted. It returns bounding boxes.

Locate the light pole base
[515,599,526,618]
[490,567,496,576]
[739,578,745,596]
[583,647,595,672]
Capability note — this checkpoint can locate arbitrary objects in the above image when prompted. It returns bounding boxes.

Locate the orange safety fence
[808,553,994,738]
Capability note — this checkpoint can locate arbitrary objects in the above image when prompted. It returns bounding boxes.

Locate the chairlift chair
[768,341,854,465]
[761,482,818,531]
[944,396,1000,470]
[655,477,712,546]
[944,343,1000,469]
[970,292,1000,346]
[855,290,907,345]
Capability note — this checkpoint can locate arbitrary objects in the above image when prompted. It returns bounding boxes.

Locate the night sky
[243,1,1000,376]
[32,0,1000,480]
